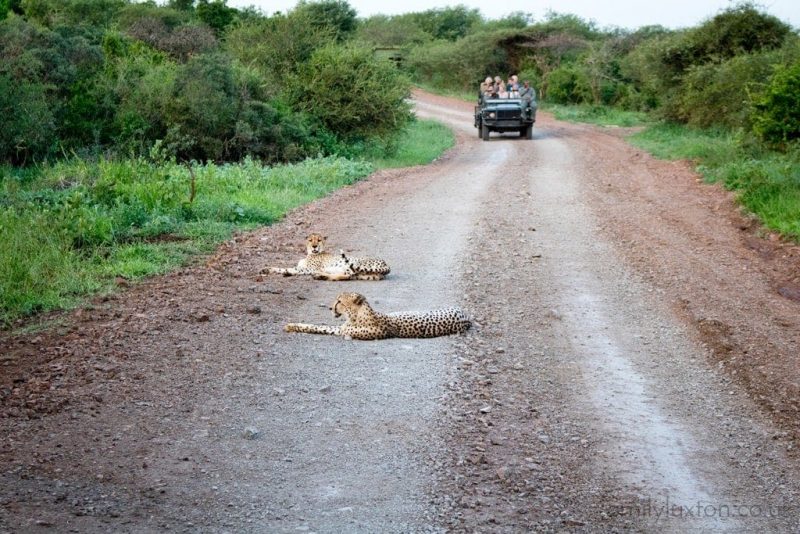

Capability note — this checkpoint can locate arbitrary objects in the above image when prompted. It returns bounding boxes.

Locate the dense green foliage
[289,44,412,140]
[0,0,412,165]
[752,62,800,147]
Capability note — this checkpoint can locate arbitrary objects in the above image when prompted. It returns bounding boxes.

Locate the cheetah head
[332,292,367,319]
[306,233,327,255]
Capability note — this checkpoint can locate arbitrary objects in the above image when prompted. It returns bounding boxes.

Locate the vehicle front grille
[497,109,520,120]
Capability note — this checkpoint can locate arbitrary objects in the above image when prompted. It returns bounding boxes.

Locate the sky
[227,0,800,30]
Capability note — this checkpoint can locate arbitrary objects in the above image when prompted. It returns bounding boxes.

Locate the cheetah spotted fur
[265,234,390,281]
[285,292,471,340]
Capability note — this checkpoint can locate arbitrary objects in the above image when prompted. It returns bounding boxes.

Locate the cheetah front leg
[284,323,341,335]
[264,266,315,277]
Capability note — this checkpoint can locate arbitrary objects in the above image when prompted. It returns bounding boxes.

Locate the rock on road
[1,90,799,533]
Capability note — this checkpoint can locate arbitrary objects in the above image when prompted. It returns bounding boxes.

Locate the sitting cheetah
[264,234,390,281]
[285,292,471,340]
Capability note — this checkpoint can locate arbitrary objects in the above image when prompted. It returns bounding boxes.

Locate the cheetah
[264,234,390,281]
[285,292,471,340]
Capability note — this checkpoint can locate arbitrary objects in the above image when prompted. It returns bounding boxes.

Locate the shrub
[408,5,482,41]
[289,43,412,140]
[753,61,800,148]
[546,63,592,104]
[677,51,778,128]
[0,74,56,164]
[195,0,236,36]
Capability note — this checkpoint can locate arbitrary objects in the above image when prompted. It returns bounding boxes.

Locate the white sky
[228,0,800,30]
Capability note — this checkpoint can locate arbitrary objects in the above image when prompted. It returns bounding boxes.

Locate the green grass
[369,119,454,169]
[629,124,800,239]
[0,156,373,327]
[544,103,651,127]
[0,120,456,327]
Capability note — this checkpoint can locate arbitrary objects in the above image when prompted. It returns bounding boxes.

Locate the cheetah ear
[353,294,366,306]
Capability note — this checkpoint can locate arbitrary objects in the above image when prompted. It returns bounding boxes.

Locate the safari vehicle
[474,97,536,140]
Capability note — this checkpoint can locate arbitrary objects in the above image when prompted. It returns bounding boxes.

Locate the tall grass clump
[365,119,454,169]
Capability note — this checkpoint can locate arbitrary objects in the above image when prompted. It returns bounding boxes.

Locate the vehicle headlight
[488,112,496,119]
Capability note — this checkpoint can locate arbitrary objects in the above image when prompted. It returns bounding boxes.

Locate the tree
[689,3,791,63]
[356,15,429,47]
[196,0,236,35]
[292,0,357,42]
[168,0,194,10]
[411,5,481,41]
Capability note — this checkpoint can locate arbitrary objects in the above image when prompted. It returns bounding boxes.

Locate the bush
[753,61,800,148]
[677,51,777,128]
[0,74,56,163]
[289,43,412,140]
[546,63,592,104]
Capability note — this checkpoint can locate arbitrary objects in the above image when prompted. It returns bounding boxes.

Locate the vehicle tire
[525,124,533,140]
[481,124,489,140]
[519,127,526,137]
[478,123,483,139]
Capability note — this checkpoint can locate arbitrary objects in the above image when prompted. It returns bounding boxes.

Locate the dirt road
[2,90,799,532]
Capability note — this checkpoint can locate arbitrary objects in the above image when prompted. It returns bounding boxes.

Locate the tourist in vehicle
[493,76,504,93]
[507,75,520,97]
[519,80,536,102]
[480,76,492,97]
[496,82,508,98]
[519,80,536,113]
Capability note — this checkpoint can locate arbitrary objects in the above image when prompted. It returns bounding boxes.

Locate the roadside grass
[0,119,455,327]
[368,119,454,169]
[0,156,372,327]
[544,103,651,127]
[629,124,800,239]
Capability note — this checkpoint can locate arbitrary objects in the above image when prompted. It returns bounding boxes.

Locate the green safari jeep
[474,97,537,140]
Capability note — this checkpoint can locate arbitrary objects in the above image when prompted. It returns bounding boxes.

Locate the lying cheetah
[265,234,390,281]
[285,292,471,340]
